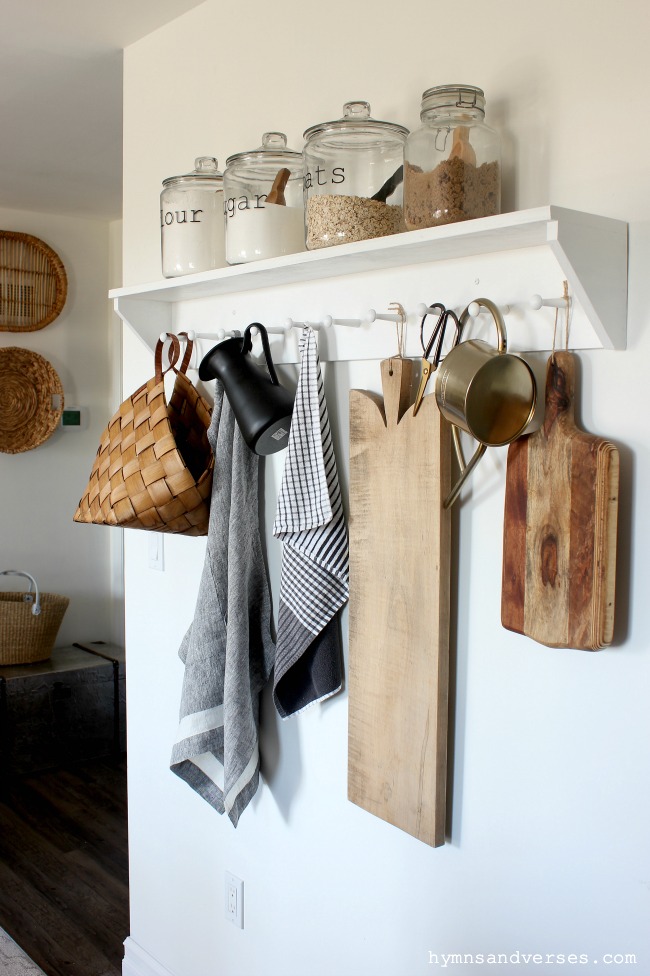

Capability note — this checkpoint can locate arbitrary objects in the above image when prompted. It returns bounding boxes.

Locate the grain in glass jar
[160,157,225,277]
[403,85,500,230]
[302,101,408,249]
[223,133,305,264]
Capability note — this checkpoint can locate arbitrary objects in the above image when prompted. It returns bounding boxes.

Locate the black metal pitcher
[199,323,294,455]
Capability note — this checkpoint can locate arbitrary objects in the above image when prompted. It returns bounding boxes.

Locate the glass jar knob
[194,156,219,173]
[342,101,371,120]
[261,132,288,150]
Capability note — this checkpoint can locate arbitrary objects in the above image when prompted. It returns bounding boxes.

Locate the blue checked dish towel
[272,326,349,718]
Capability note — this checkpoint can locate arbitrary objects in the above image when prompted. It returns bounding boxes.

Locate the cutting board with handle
[502,351,619,650]
[348,358,451,847]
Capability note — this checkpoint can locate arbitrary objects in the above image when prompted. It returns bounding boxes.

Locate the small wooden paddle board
[501,351,619,650]
[348,359,451,847]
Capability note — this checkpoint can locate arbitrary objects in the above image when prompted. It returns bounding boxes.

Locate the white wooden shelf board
[112,206,628,362]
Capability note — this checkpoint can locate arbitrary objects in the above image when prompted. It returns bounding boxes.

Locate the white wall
[0,208,122,648]
[121,2,650,975]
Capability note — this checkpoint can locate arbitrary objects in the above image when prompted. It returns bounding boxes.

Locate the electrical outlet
[225,872,244,929]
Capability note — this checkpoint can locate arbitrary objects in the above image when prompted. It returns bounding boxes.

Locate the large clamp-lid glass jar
[403,85,500,230]
[223,133,305,265]
[302,101,408,250]
[160,156,225,278]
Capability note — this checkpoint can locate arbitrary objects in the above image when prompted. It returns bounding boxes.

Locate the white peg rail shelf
[111,206,628,366]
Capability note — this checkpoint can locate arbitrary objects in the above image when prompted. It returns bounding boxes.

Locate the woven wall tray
[0,347,64,454]
[0,230,67,332]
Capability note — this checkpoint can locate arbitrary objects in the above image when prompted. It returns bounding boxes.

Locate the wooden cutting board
[348,358,451,847]
[502,351,619,650]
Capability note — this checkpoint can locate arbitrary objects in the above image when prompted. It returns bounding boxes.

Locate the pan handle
[444,431,487,509]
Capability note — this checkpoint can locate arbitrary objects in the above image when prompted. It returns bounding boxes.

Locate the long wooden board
[348,358,451,847]
[501,351,619,650]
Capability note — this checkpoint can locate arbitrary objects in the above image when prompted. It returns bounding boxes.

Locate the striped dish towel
[272,327,349,718]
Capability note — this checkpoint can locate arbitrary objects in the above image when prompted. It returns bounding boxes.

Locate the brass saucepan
[435,298,537,508]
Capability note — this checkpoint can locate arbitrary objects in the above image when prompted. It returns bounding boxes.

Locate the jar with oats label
[403,85,501,230]
[302,101,408,249]
[160,157,225,277]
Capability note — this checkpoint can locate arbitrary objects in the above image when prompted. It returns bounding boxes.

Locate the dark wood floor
[0,758,129,976]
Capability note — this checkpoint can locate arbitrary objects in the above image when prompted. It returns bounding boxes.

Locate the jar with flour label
[160,157,226,277]
[224,133,305,264]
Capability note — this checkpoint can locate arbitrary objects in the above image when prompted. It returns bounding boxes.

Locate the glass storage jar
[403,85,500,230]
[223,133,305,265]
[302,101,408,250]
[160,157,225,277]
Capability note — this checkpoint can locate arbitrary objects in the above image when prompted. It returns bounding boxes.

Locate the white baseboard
[122,937,176,976]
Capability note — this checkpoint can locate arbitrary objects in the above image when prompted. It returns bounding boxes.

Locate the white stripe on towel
[177,705,224,739]
[191,752,225,792]
[224,747,259,815]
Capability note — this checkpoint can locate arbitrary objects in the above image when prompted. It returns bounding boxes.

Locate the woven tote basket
[0,572,69,666]
[0,230,67,332]
[73,334,214,535]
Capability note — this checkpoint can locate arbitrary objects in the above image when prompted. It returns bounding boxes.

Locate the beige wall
[121,3,650,975]
[1,209,122,648]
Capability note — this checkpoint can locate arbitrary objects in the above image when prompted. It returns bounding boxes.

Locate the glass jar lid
[303,101,409,146]
[225,132,302,169]
[420,85,486,118]
[162,156,223,188]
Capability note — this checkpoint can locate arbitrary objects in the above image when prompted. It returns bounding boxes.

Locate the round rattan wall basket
[0,347,64,454]
[0,230,67,332]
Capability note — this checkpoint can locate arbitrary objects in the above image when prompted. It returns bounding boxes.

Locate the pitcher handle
[243,323,280,386]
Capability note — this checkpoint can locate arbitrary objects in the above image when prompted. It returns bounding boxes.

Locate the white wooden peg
[322,315,362,328]
[285,317,331,331]
[416,303,444,317]
[468,300,511,317]
[250,324,289,336]
[530,294,570,310]
[365,308,404,324]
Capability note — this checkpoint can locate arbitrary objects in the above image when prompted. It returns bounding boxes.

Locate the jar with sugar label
[403,85,501,230]
[223,133,305,265]
[160,157,226,277]
[302,101,408,250]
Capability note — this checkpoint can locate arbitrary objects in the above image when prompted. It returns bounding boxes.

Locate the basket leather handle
[160,332,193,375]
[175,332,194,374]
[155,334,181,381]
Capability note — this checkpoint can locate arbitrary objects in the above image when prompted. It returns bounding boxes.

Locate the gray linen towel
[170,380,275,826]
[272,327,349,718]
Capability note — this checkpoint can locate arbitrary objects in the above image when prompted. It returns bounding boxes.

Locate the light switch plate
[148,534,164,571]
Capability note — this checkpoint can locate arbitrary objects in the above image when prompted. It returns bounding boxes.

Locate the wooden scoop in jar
[449,126,476,166]
[266,167,291,205]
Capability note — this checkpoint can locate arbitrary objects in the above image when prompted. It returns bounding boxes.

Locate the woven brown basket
[0,579,70,666]
[0,231,67,332]
[0,347,64,454]
[73,334,213,535]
